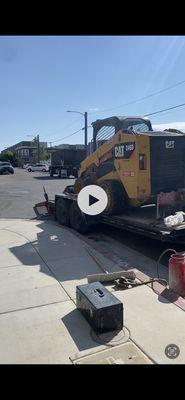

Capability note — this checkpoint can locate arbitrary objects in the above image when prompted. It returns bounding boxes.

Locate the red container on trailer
[169,253,185,297]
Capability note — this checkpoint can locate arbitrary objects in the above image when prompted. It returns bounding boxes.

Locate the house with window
[2,141,47,166]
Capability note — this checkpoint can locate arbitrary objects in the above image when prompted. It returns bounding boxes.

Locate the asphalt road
[0,168,75,219]
[0,168,184,265]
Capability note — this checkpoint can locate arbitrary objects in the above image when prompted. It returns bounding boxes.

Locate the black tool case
[76,282,123,334]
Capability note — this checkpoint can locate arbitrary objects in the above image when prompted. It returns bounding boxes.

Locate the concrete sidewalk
[0,218,185,364]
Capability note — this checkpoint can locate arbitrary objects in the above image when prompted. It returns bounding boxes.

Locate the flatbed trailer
[51,186,185,244]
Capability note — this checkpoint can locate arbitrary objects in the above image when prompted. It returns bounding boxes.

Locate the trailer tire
[69,202,90,234]
[56,198,70,226]
[99,179,126,215]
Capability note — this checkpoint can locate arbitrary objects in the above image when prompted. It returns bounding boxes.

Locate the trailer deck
[101,207,185,242]
[53,190,185,244]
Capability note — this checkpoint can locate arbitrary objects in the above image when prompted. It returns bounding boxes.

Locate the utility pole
[67,110,88,152]
[37,134,40,163]
[84,112,88,148]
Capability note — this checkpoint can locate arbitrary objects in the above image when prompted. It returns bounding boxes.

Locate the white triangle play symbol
[77,185,108,216]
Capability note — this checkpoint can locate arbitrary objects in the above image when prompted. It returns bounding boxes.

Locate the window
[96,126,115,148]
[1,162,11,166]
[127,122,150,133]
[21,149,29,156]
[139,154,146,170]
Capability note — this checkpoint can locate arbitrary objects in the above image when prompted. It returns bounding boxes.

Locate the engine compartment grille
[150,136,185,194]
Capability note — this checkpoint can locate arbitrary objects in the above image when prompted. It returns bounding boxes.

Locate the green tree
[0,150,18,164]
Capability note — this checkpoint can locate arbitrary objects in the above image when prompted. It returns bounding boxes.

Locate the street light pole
[37,134,40,163]
[84,112,88,147]
[67,110,88,149]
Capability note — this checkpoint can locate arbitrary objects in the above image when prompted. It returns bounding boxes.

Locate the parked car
[0,162,14,175]
[26,163,49,172]
[22,163,34,169]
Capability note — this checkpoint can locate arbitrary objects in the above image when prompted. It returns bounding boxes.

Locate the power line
[48,117,82,141]
[53,102,185,143]
[50,128,83,144]
[49,99,185,146]
[49,126,92,145]
[147,107,184,119]
[144,101,185,117]
[62,116,83,130]
[89,78,185,115]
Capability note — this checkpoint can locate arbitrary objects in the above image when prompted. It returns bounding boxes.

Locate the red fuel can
[169,253,185,297]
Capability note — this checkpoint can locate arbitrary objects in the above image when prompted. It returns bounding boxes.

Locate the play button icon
[77,185,108,216]
[89,194,99,206]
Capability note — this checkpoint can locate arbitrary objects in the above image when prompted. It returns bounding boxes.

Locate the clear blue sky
[1,35,185,151]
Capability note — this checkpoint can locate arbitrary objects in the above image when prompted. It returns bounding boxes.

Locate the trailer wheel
[69,202,90,234]
[99,179,127,215]
[56,198,70,226]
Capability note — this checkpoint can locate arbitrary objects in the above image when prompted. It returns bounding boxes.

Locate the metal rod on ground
[85,246,136,283]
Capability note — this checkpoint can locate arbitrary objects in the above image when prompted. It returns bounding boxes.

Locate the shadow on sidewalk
[61,309,101,351]
[158,288,181,304]
[8,220,100,282]
[33,176,59,180]
[33,176,75,181]
[8,219,183,309]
